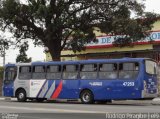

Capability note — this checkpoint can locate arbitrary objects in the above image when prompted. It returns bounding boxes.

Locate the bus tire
[80,90,94,104]
[16,89,27,102]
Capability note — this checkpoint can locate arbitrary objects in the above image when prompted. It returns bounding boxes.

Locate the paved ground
[0,98,160,119]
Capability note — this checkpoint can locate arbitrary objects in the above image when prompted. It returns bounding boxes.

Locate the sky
[0,0,160,66]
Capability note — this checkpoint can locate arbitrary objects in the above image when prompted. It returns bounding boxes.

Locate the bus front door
[3,66,17,97]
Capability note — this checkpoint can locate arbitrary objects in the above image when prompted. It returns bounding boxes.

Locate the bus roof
[78,58,152,64]
[30,58,150,65]
[31,61,80,65]
[5,64,16,67]
[5,58,152,67]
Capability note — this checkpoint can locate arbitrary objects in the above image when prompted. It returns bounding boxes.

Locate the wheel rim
[19,93,24,99]
[82,92,90,102]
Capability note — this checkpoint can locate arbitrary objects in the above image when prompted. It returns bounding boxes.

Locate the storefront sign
[86,31,160,48]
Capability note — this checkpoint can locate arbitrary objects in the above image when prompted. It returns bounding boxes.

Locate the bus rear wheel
[16,89,27,102]
[80,90,94,104]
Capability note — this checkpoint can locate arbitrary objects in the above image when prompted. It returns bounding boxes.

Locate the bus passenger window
[119,63,139,79]
[63,65,78,79]
[99,63,117,79]
[5,67,17,81]
[32,66,46,79]
[80,64,97,79]
[46,65,61,79]
[19,66,32,79]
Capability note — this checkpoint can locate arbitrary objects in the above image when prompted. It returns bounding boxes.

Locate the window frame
[118,62,140,80]
[98,63,118,80]
[62,64,79,80]
[4,66,17,81]
[46,65,62,79]
[18,66,32,80]
[32,65,46,79]
[80,63,98,80]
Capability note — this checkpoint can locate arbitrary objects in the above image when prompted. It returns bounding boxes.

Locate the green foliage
[0,0,159,60]
[0,36,10,57]
[16,42,32,63]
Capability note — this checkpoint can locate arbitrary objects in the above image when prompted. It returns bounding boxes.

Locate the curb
[0,97,17,101]
[152,98,160,101]
[0,97,160,104]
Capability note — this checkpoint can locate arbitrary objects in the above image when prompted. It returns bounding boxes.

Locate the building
[46,20,160,63]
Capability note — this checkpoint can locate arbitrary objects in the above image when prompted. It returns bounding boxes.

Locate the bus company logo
[89,82,102,86]
[31,81,40,86]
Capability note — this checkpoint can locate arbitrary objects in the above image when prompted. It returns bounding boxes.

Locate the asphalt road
[0,99,160,119]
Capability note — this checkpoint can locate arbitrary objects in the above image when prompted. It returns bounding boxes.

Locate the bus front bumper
[142,90,158,99]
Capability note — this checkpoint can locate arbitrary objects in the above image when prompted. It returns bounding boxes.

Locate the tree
[0,0,158,61]
[0,66,4,79]
[0,35,11,66]
[16,42,32,63]
[0,36,9,57]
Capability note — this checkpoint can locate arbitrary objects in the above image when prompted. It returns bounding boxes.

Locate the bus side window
[32,66,46,79]
[63,65,78,79]
[46,65,61,79]
[80,64,97,79]
[19,66,32,79]
[5,67,17,81]
[119,62,139,79]
[99,63,117,79]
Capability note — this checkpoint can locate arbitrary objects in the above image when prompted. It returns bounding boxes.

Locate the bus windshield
[145,60,157,75]
[5,67,17,81]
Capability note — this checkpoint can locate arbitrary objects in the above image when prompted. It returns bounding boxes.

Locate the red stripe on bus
[51,81,63,99]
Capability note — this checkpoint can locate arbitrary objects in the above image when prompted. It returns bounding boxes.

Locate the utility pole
[1,41,7,67]
[0,36,9,67]
[3,45,5,67]
[0,36,8,67]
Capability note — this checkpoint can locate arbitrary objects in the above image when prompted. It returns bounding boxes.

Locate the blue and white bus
[2,58,159,104]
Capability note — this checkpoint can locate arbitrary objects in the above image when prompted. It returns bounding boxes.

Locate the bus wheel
[16,89,27,102]
[80,90,94,104]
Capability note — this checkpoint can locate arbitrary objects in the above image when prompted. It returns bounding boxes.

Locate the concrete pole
[2,43,6,67]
